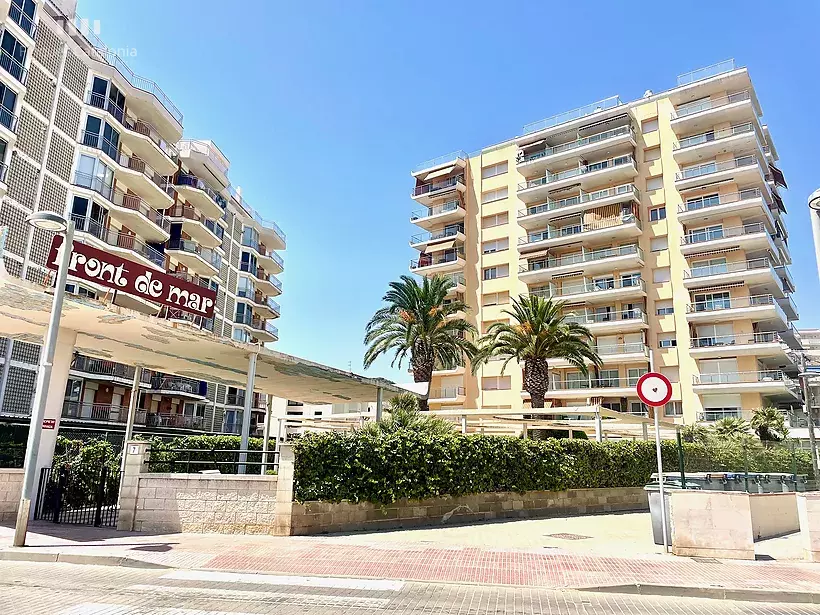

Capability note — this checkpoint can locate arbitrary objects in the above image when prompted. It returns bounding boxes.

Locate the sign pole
[654,404,668,553]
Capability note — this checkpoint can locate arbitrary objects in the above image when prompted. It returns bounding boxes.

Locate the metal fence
[34,465,121,527]
[145,448,279,475]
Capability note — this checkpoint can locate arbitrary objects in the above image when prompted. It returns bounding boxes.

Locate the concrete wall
[797,493,820,562]
[0,469,23,522]
[290,487,648,536]
[670,490,755,560]
[749,492,798,540]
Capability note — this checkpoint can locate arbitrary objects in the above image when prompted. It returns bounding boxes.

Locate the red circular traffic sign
[635,372,673,407]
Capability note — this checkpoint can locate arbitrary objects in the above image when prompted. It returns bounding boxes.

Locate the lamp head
[809,188,820,212]
[26,211,68,232]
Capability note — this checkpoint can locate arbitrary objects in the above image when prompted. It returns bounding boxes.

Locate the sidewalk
[2,520,820,600]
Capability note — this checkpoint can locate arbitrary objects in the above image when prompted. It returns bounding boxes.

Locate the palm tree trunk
[524,359,549,439]
[413,361,433,414]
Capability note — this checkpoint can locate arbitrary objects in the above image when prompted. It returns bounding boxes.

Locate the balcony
[73,171,170,242]
[677,188,773,227]
[562,309,648,335]
[166,204,222,248]
[411,174,466,206]
[671,91,758,134]
[159,306,214,331]
[71,214,165,270]
[241,237,284,274]
[410,226,465,251]
[174,173,225,219]
[235,312,279,342]
[680,222,775,256]
[516,125,636,175]
[549,342,649,369]
[517,184,640,229]
[142,373,206,399]
[178,140,230,192]
[238,288,280,319]
[517,155,637,203]
[62,401,125,423]
[410,199,466,230]
[432,363,466,376]
[428,387,466,404]
[518,213,642,253]
[520,244,643,284]
[140,412,206,430]
[0,102,17,141]
[412,150,468,176]
[225,391,246,407]
[70,355,136,385]
[85,91,177,174]
[438,272,466,295]
[672,122,763,166]
[685,294,787,328]
[689,332,789,361]
[692,370,799,400]
[674,156,766,192]
[228,186,286,251]
[166,238,220,276]
[542,375,641,400]
[777,293,799,321]
[0,48,27,85]
[683,258,784,296]
[8,0,36,40]
[531,277,647,304]
[410,249,465,275]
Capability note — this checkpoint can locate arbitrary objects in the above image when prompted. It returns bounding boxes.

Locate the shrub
[146,434,277,474]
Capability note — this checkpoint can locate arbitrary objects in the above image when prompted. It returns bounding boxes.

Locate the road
[0,560,817,615]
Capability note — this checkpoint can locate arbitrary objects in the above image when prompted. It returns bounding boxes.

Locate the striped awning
[689,281,745,293]
[686,246,740,259]
[422,165,456,181]
[521,139,545,149]
[524,249,551,260]
[552,271,584,279]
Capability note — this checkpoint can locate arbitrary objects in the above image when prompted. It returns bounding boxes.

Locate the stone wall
[670,490,755,560]
[289,487,648,536]
[0,469,23,522]
[749,492,798,540]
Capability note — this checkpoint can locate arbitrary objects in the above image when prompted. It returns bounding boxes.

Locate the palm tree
[358,393,455,436]
[712,416,751,439]
[751,407,789,443]
[471,295,602,409]
[364,275,477,412]
[680,423,710,444]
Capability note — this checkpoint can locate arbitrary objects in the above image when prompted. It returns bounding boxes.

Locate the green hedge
[146,434,277,474]
[293,431,813,505]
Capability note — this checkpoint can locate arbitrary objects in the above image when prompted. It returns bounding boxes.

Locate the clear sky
[79,0,820,383]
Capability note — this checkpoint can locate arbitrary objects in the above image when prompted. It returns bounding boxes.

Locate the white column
[460,415,467,435]
[238,352,258,474]
[375,387,383,422]
[261,395,272,472]
[594,410,603,442]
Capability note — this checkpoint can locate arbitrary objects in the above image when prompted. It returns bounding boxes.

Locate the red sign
[47,235,216,318]
[635,372,673,407]
[42,419,56,430]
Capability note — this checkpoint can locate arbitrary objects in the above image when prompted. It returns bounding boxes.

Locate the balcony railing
[175,173,224,209]
[531,277,646,300]
[673,90,751,119]
[119,151,175,196]
[677,188,764,214]
[519,155,634,191]
[675,155,758,181]
[681,222,766,246]
[412,150,468,173]
[73,171,170,234]
[674,122,756,151]
[226,392,246,407]
[413,174,465,197]
[143,373,203,395]
[521,244,641,273]
[62,401,125,422]
[411,199,463,221]
[523,96,622,135]
[0,48,27,84]
[684,257,773,279]
[241,237,282,268]
[167,238,222,269]
[693,370,796,387]
[518,125,634,164]
[429,387,465,399]
[562,309,646,327]
[71,214,165,267]
[698,409,741,422]
[410,226,464,245]
[71,355,135,380]
[519,184,639,218]
[686,294,776,314]
[263,295,281,316]
[235,311,276,337]
[9,0,36,38]
[594,342,648,356]
[442,272,466,287]
[142,412,205,430]
[411,249,465,270]
[227,185,285,244]
[676,59,736,87]
[549,375,642,391]
[520,214,640,245]
[690,332,780,349]
[0,102,17,132]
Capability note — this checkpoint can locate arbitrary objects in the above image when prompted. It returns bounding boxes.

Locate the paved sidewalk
[1,521,820,599]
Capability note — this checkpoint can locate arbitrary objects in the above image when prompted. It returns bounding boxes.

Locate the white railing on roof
[522,96,622,135]
[676,59,736,87]
[178,140,230,177]
[412,151,468,174]
[229,186,286,244]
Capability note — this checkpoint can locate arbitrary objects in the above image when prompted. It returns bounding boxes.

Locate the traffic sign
[635,372,673,407]
[42,419,56,430]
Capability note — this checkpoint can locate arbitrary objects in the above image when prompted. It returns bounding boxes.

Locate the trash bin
[644,480,701,546]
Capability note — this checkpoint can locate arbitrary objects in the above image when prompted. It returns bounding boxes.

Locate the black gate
[34,465,121,527]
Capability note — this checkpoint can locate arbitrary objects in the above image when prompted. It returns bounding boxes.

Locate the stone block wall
[670,490,755,560]
[0,469,23,522]
[289,487,648,535]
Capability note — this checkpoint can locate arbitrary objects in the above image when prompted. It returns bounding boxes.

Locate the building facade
[0,0,285,438]
[409,61,800,425]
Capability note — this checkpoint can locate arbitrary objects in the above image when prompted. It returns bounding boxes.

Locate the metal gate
[34,465,121,527]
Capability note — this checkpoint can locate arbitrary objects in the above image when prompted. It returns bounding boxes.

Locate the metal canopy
[0,269,403,405]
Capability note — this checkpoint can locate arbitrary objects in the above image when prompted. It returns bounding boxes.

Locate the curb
[0,549,172,569]
[582,583,820,604]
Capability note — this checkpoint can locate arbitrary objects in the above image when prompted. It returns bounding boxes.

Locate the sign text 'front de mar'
[47,235,216,318]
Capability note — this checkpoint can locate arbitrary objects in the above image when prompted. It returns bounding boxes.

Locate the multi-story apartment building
[409,60,800,426]
[0,0,285,438]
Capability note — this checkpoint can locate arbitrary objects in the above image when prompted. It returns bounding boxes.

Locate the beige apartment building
[408,60,800,426]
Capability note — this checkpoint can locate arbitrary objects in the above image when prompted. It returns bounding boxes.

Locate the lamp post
[13,212,74,547]
[799,365,820,480]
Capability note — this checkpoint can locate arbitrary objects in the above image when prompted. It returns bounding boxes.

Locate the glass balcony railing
[531,277,646,300]
[0,48,27,85]
[520,214,641,245]
[411,199,463,221]
[413,174,465,197]
[411,249,465,270]
[677,188,764,214]
[0,102,17,132]
[674,122,756,151]
[685,294,776,314]
[673,90,751,119]
[676,59,736,87]
[519,184,639,218]
[519,155,635,191]
[429,387,465,399]
[594,342,648,356]
[518,125,634,164]
[690,332,780,349]
[522,244,641,273]
[410,226,464,245]
[523,95,622,135]
[562,309,646,327]
[684,257,774,279]
[549,375,642,391]
[693,370,796,388]
[441,272,466,287]
[71,214,165,267]
[681,222,766,246]
[241,237,283,267]
[675,155,759,181]
[175,173,225,209]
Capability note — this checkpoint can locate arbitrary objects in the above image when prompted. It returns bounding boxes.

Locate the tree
[358,393,455,437]
[712,417,751,439]
[751,407,789,443]
[680,423,709,444]
[364,275,477,412]
[471,295,602,409]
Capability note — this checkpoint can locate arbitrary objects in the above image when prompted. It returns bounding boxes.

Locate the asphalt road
[0,560,817,615]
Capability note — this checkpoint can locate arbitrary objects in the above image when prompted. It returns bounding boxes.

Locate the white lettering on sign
[134,271,164,297]
[65,244,129,287]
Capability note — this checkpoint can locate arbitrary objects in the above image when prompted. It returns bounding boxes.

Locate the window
[627,367,648,386]
[482,212,508,228]
[629,401,649,417]
[597,369,619,387]
[621,272,641,287]
[664,401,683,417]
[649,206,666,221]
[642,118,659,133]
[656,300,674,316]
[481,161,508,179]
[0,82,16,131]
[645,147,661,162]
[691,257,727,277]
[0,31,26,83]
[646,176,663,191]
[9,0,36,38]
[685,193,720,211]
[482,291,509,307]
[660,366,680,382]
[650,236,668,252]
[653,267,671,283]
[658,335,677,348]
[481,187,508,204]
[482,237,509,254]
[240,251,257,274]
[701,394,741,421]
[693,291,731,312]
[686,224,724,243]
[483,264,508,281]
[482,376,511,391]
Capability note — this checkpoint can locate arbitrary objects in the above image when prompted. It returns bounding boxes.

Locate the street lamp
[799,366,820,480]
[13,212,74,547]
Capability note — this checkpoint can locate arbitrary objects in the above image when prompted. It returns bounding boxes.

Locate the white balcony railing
[521,245,642,273]
[518,184,640,218]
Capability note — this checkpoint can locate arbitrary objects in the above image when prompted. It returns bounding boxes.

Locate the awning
[577,113,629,135]
[523,249,551,260]
[686,246,740,258]
[768,163,788,189]
[429,239,456,251]
[423,165,456,181]
[689,281,746,293]
[553,271,583,279]
[520,139,545,149]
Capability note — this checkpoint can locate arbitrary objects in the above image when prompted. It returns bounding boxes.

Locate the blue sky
[80,0,820,383]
